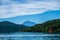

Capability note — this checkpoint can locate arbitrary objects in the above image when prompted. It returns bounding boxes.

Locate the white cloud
[0,0,60,18]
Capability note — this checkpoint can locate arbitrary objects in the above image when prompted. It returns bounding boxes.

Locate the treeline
[21,19,60,33]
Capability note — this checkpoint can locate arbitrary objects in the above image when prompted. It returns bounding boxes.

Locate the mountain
[0,21,27,33]
[23,21,36,26]
[21,19,60,33]
[0,19,60,33]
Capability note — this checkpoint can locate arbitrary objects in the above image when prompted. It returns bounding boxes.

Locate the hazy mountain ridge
[23,21,36,26]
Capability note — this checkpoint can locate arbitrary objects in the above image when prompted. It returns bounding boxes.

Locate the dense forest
[0,19,60,34]
[21,19,60,33]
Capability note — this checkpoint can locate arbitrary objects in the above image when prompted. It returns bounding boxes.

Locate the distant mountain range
[23,21,36,26]
[0,19,60,33]
[0,21,36,33]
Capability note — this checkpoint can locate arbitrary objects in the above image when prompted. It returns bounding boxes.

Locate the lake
[0,32,60,40]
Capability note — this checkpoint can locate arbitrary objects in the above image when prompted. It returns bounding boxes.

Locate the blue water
[0,32,60,40]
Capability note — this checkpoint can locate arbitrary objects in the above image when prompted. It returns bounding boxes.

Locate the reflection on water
[0,36,60,40]
[0,32,60,40]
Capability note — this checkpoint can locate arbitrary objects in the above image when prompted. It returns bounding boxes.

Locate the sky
[0,0,60,18]
[0,0,60,24]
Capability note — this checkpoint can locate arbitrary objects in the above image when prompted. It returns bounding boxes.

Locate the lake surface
[0,32,60,40]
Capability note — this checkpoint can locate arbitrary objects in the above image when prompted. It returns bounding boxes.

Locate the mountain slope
[23,21,36,26]
[0,21,27,33]
[21,19,60,33]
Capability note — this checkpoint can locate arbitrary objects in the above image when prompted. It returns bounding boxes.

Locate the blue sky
[0,0,60,24]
